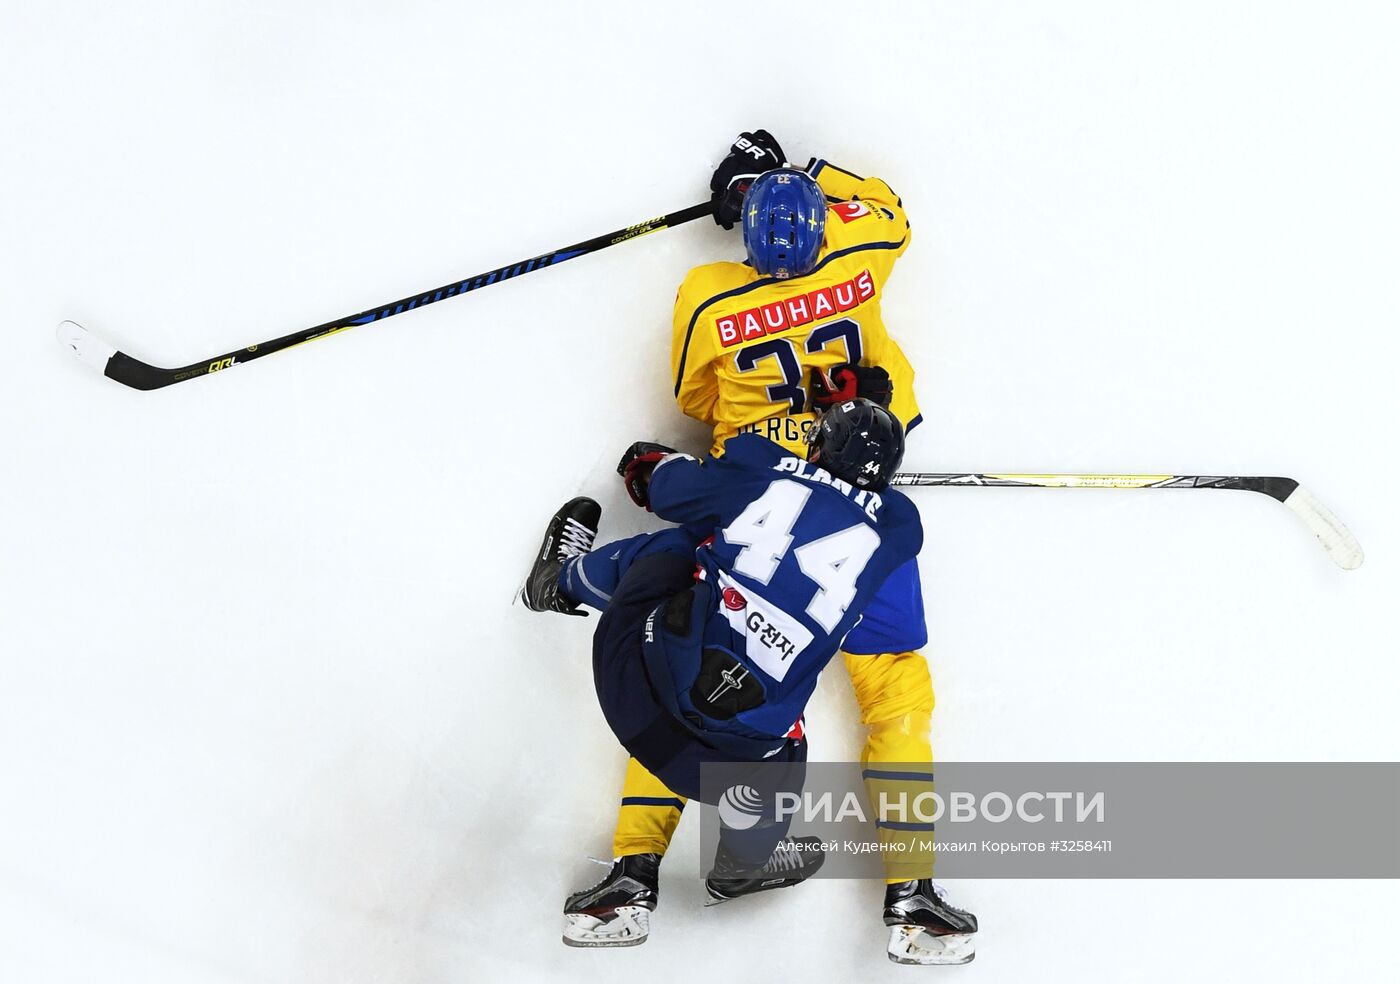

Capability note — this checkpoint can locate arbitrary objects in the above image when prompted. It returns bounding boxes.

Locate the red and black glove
[617,441,679,510]
[810,363,894,410]
[710,130,786,230]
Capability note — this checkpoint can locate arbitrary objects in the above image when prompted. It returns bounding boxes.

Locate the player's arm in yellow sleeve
[807,159,910,241]
[806,158,912,282]
[867,333,923,434]
[670,274,719,426]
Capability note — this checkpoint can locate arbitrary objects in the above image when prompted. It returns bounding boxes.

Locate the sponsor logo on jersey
[829,200,871,223]
[722,586,747,611]
[747,609,799,661]
[714,571,814,682]
[715,269,876,348]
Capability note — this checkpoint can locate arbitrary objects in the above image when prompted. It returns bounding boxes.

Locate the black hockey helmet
[807,399,905,491]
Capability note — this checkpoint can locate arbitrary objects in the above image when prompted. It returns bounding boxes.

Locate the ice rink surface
[3,2,1397,981]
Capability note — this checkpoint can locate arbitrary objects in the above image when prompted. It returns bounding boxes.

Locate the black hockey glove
[810,363,894,410]
[710,130,786,230]
[617,441,680,510]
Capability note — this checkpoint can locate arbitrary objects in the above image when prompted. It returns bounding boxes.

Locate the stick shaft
[889,473,1298,501]
[96,201,715,389]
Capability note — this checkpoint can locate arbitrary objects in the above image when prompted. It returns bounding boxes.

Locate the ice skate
[562,853,660,947]
[520,496,600,616]
[883,879,978,965]
[704,835,825,903]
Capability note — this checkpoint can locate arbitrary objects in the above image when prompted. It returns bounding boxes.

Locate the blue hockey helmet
[742,168,827,279]
[808,398,906,491]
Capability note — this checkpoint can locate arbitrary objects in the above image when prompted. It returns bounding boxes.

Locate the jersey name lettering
[772,457,884,520]
[736,415,811,446]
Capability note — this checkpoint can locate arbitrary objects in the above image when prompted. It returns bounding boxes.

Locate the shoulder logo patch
[830,201,871,223]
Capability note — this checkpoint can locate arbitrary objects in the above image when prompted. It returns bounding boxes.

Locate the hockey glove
[810,363,894,410]
[617,441,679,510]
[710,130,786,230]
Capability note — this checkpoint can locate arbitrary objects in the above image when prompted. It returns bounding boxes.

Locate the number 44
[723,479,880,632]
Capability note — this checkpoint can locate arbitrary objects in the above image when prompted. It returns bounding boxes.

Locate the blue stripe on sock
[620,796,685,810]
[862,769,935,783]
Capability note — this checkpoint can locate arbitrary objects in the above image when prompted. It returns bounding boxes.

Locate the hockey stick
[57,200,716,390]
[889,472,1364,570]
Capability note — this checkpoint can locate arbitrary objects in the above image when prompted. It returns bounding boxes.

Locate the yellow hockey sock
[844,649,936,883]
[611,756,687,858]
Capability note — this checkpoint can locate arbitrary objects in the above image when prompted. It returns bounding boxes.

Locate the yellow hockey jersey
[671,160,921,458]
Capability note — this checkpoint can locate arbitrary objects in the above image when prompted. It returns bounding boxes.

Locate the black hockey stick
[890,471,1364,569]
[58,200,716,390]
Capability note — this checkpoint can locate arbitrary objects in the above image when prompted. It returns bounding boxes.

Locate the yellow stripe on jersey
[671,161,921,458]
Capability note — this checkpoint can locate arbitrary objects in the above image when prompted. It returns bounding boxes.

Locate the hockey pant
[573,536,807,868]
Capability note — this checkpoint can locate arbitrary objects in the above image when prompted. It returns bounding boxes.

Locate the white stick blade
[56,320,117,373]
[1283,486,1365,570]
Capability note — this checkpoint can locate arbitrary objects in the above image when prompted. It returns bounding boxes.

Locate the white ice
[2,3,1398,982]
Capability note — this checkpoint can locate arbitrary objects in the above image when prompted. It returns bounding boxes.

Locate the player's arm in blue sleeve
[881,490,925,566]
[647,453,722,527]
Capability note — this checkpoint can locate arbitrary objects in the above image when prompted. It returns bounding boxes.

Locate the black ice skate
[704,835,826,903]
[883,879,978,965]
[562,853,660,947]
[520,496,600,616]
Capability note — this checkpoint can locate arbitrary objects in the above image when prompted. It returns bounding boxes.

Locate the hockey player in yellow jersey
[562,132,978,966]
[672,161,920,456]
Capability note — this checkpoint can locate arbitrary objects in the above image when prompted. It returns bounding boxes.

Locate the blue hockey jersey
[644,433,923,739]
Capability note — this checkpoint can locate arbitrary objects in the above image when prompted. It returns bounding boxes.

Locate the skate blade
[886,925,976,966]
[562,907,650,948]
[703,873,810,906]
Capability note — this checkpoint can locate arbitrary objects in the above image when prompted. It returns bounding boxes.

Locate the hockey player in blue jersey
[522,399,919,946]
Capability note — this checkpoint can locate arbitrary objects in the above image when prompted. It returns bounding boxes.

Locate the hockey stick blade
[57,320,118,376]
[1281,484,1364,571]
[57,319,198,390]
[890,472,1364,570]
